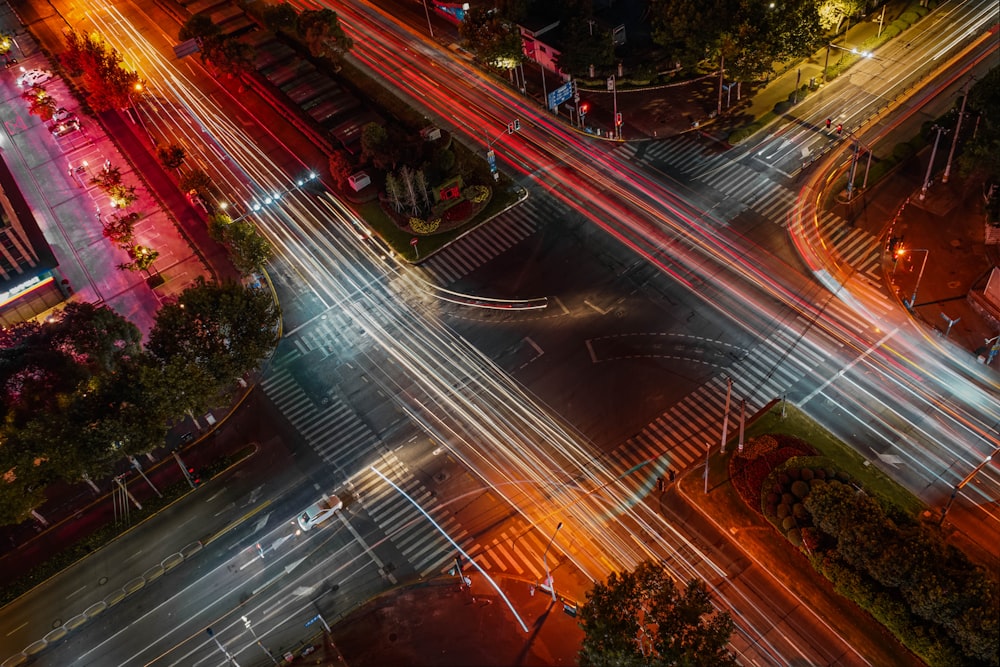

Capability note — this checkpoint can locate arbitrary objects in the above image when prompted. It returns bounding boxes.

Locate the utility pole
[720,378,733,453]
[920,125,949,200]
[943,81,971,183]
[717,53,724,117]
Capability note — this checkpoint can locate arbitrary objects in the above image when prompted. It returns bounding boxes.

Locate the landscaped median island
[689,403,998,667]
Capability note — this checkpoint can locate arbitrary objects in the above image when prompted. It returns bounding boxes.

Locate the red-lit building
[0,154,64,326]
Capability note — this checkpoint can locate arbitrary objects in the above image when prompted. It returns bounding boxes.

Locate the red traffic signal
[616,112,623,126]
[580,102,589,115]
[836,124,843,134]
[825,118,832,128]
[188,466,202,486]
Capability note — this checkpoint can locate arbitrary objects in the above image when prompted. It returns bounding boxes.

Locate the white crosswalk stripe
[418,197,552,285]
[603,321,840,506]
[261,351,380,469]
[348,456,547,579]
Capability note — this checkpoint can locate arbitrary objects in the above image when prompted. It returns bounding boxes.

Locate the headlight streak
[78,1,994,662]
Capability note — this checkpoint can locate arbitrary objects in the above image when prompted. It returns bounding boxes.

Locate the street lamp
[899,248,929,310]
[241,615,278,665]
[940,447,999,524]
[221,171,318,223]
[541,521,563,602]
[206,627,240,667]
[920,125,949,200]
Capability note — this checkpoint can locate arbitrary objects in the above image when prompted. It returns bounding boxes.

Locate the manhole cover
[947,281,961,289]
[98,576,108,586]
[52,618,62,629]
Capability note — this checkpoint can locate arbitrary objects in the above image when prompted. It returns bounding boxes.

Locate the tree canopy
[459,8,524,69]
[578,561,738,667]
[60,30,143,112]
[1,282,280,527]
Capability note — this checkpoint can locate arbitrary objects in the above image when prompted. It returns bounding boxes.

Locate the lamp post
[484,120,521,182]
[920,125,949,200]
[206,627,240,666]
[901,248,929,309]
[940,447,999,524]
[942,82,971,184]
[221,171,318,224]
[241,615,278,665]
[541,522,563,602]
[420,0,434,37]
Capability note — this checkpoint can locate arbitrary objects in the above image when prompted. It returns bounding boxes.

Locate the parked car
[49,118,81,137]
[52,107,77,123]
[16,68,53,87]
[186,189,210,214]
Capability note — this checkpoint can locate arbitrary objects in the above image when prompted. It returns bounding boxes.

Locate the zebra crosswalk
[352,454,553,580]
[616,137,888,289]
[600,324,836,506]
[261,350,380,469]
[418,196,556,285]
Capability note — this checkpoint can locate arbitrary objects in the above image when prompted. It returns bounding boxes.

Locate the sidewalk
[328,575,582,666]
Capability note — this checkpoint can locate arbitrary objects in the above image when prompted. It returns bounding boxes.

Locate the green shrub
[809,478,827,491]
[801,468,814,481]
[791,480,810,499]
[899,11,919,23]
[882,24,901,39]
[787,528,802,546]
[906,4,929,17]
[781,492,794,505]
[781,516,797,531]
[792,503,809,521]
[891,18,910,32]
[777,503,791,519]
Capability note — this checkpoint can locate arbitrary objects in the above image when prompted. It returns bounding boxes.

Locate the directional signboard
[547,82,574,110]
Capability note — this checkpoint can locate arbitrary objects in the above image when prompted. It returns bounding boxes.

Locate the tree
[459,8,524,69]
[818,0,865,32]
[147,278,280,390]
[260,2,298,33]
[179,167,213,195]
[651,0,731,69]
[328,149,353,186]
[960,66,1000,182]
[579,561,738,667]
[361,122,394,170]
[558,17,616,76]
[157,143,186,170]
[201,37,255,78]
[25,88,57,120]
[208,215,273,274]
[297,9,353,62]
[178,14,220,42]
[61,30,142,112]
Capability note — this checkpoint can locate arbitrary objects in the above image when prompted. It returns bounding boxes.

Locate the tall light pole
[541,522,563,602]
[242,615,278,665]
[920,125,949,200]
[206,628,240,667]
[943,82,971,184]
[901,248,929,309]
[940,447,999,524]
[420,0,434,37]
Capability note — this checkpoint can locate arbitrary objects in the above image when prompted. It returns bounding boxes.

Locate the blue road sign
[547,82,574,110]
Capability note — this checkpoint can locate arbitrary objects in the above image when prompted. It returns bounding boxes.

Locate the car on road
[296,493,342,531]
[186,189,210,214]
[16,68,53,87]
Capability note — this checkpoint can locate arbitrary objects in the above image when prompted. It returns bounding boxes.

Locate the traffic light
[513,119,520,132]
[580,102,590,116]
[188,466,202,486]
[836,124,843,134]
[507,122,515,134]
[825,118,832,129]
[616,112,623,126]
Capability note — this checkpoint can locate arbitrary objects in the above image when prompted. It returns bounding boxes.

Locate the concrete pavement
[329,574,582,666]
